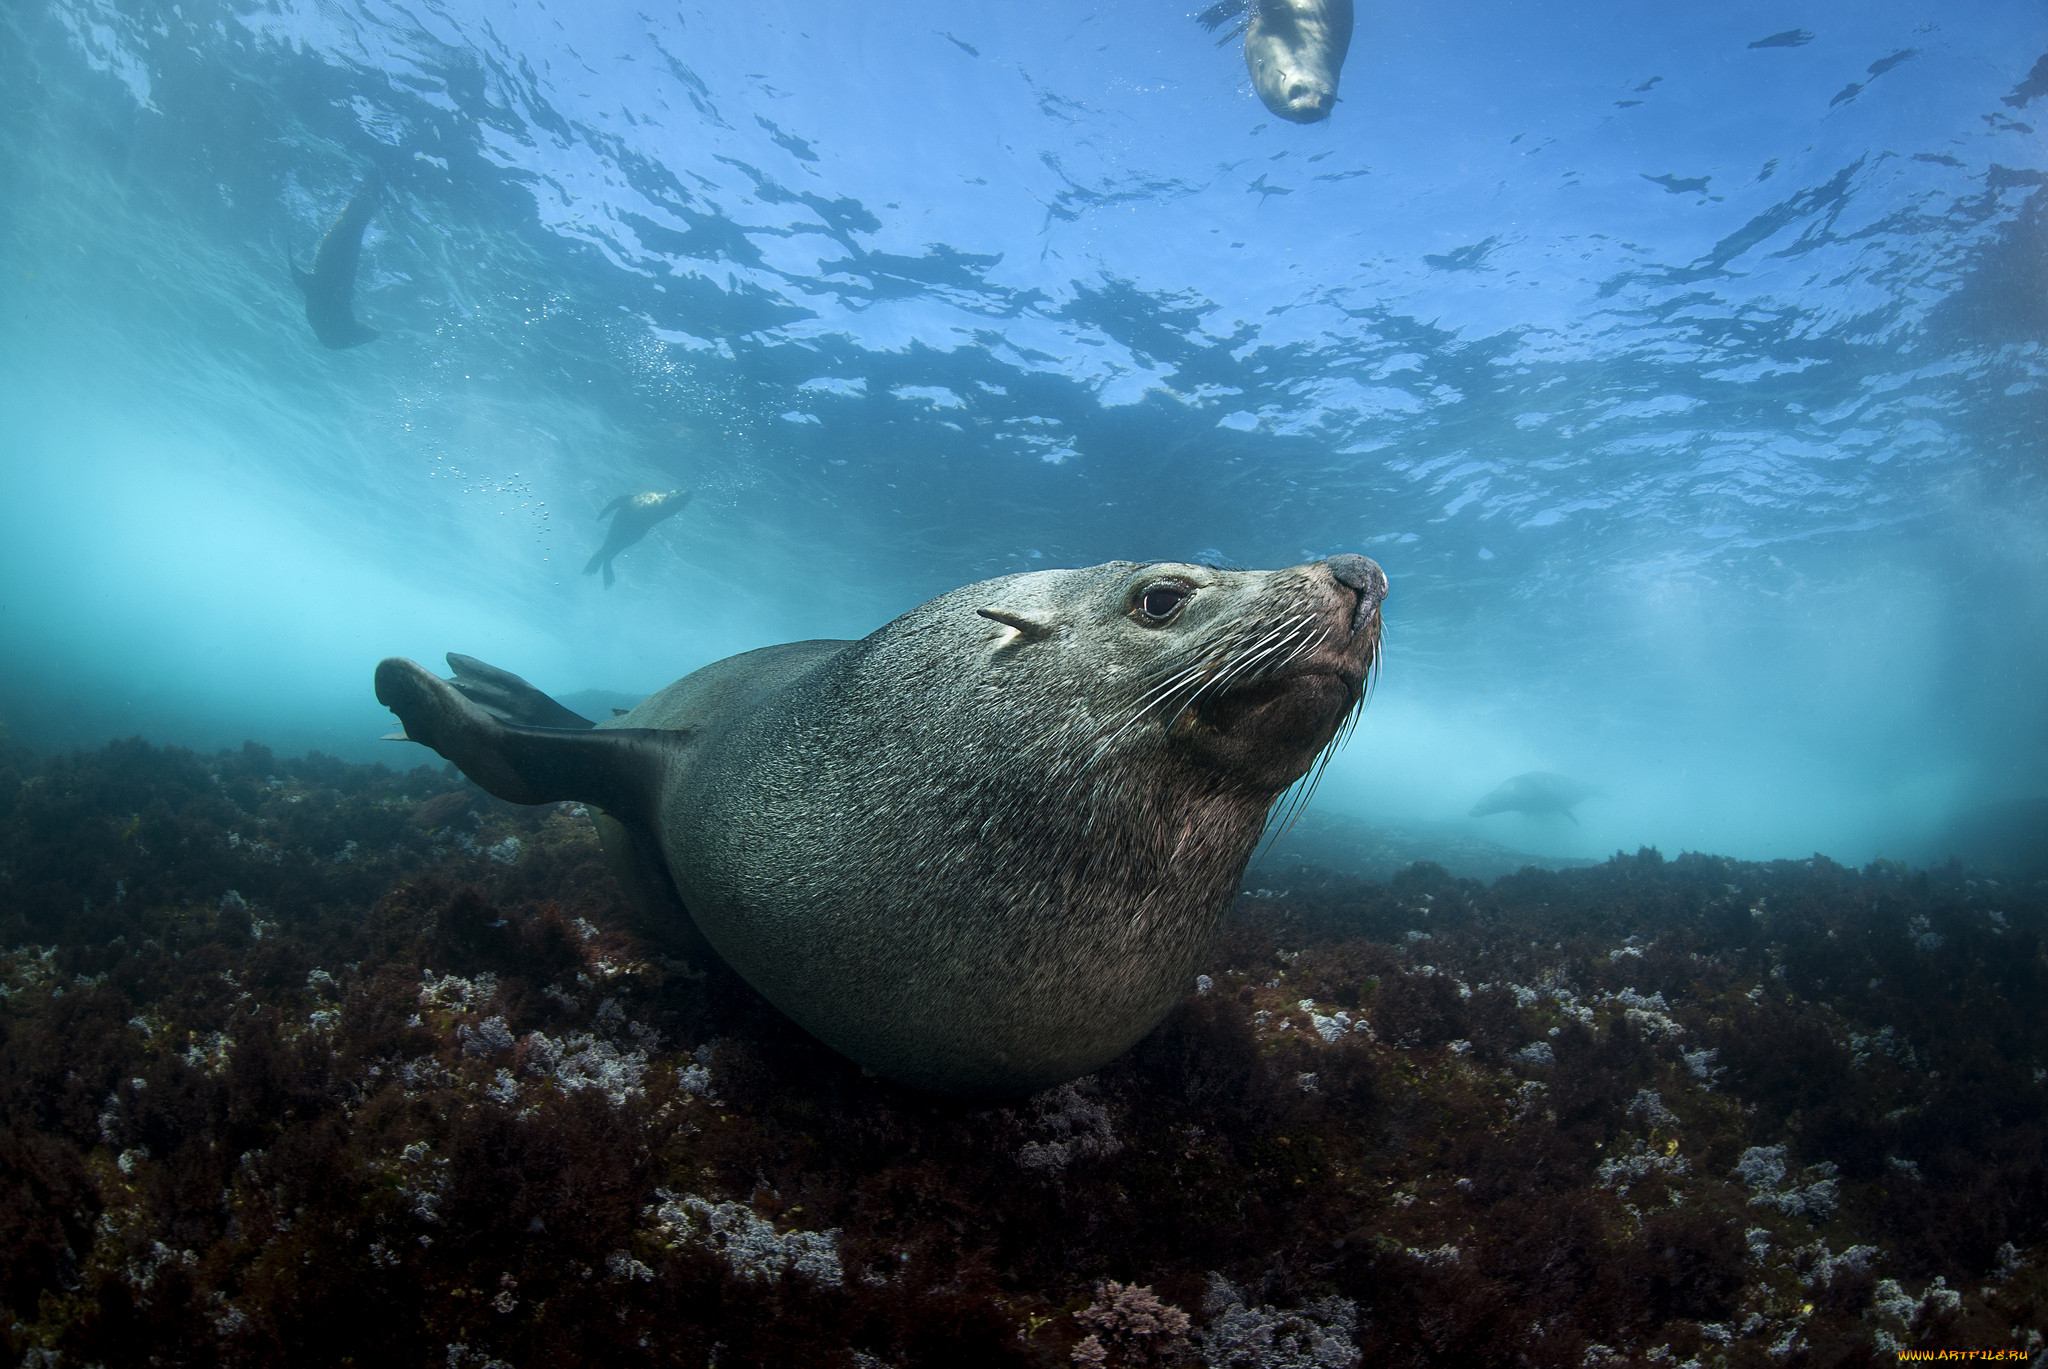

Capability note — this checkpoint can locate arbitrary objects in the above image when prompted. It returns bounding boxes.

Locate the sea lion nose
[1286,81,1330,114]
[1321,554,1388,636]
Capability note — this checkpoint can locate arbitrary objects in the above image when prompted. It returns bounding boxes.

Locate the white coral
[646,1190,842,1286]
[1015,1079,1121,1172]
[525,1031,647,1106]
[1199,1273,1358,1369]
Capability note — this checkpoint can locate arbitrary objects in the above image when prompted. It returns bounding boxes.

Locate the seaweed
[1,739,2043,1365]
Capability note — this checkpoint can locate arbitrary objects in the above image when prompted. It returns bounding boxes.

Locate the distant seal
[375,553,1387,1097]
[1470,772,1598,824]
[292,170,382,349]
[1201,0,1355,124]
[585,489,690,588]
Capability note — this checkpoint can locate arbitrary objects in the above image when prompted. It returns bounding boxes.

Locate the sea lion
[585,489,690,588]
[374,553,1387,1097]
[1469,772,1598,824]
[1200,0,1355,124]
[292,170,382,349]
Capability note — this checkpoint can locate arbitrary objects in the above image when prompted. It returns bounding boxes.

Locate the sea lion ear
[976,607,1054,642]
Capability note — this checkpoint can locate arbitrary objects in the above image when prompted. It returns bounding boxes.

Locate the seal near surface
[584,489,690,588]
[374,553,1387,1097]
[292,170,383,349]
[1469,772,1599,824]
[1200,0,1355,124]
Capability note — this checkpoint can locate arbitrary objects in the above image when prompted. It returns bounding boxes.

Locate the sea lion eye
[1138,585,1189,620]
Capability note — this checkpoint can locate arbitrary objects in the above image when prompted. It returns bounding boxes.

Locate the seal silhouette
[1469,772,1599,824]
[584,489,690,588]
[292,170,382,349]
[374,553,1386,1097]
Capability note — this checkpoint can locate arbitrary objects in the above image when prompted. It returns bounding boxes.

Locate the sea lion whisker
[1261,717,1347,852]
[1126,666,1218,725]
[1116,662,1215,726]
[1176,641,1263,711]
[1195,615,1307,689]
[1335,697,1365,751]
[1197,617,1312,695]
[1080,636,1259,788]
[1147,635,1275,719]
[1082,669,1210,773]
[1165,611,1300,672]
[1175,640,1281,724]
[1255,778,1310,863]
[1174,625,1310,725]
[1275,747,1338,842]
[1115,656,1218,715]
[1145,622,1255,675]
[1252,667,1364,860]
[1144,638,1244,696]
[1268,624,1328,676]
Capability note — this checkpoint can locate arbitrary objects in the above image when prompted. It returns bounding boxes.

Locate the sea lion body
[585,489,690,588]
[1469,771,1598,824]
[376,555,1385,1097]
[293,171,382,349]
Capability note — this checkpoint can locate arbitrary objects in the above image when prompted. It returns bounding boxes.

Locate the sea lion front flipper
[1196,0,1251,38]
[374,657,685,828]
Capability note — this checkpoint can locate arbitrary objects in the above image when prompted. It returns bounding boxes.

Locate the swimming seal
[374,554,1386,1097]
[292,170,382,349]
[585,489,690,588]
[1201,0,1355,124]
[1469,772,1598,824]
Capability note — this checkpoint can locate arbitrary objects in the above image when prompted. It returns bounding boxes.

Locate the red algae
[1,738,2043,1366]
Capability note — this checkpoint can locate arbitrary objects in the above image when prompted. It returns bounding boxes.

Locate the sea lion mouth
[1191,666,1356,737]
[1274,84,1335,122]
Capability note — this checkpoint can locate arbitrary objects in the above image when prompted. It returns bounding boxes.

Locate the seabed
[2,737,2043,1366]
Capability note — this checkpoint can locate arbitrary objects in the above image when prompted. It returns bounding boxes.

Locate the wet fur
[1203,0,1355,124]
[376,556,1384,1096]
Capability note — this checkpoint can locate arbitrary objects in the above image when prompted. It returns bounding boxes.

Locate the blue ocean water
[0,0,2042,867]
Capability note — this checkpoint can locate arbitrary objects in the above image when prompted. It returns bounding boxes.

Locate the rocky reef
[1,736,2043,1366]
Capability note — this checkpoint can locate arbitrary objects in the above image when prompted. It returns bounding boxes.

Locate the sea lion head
[974,553,1385,796]
[1244,0,1355,124]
